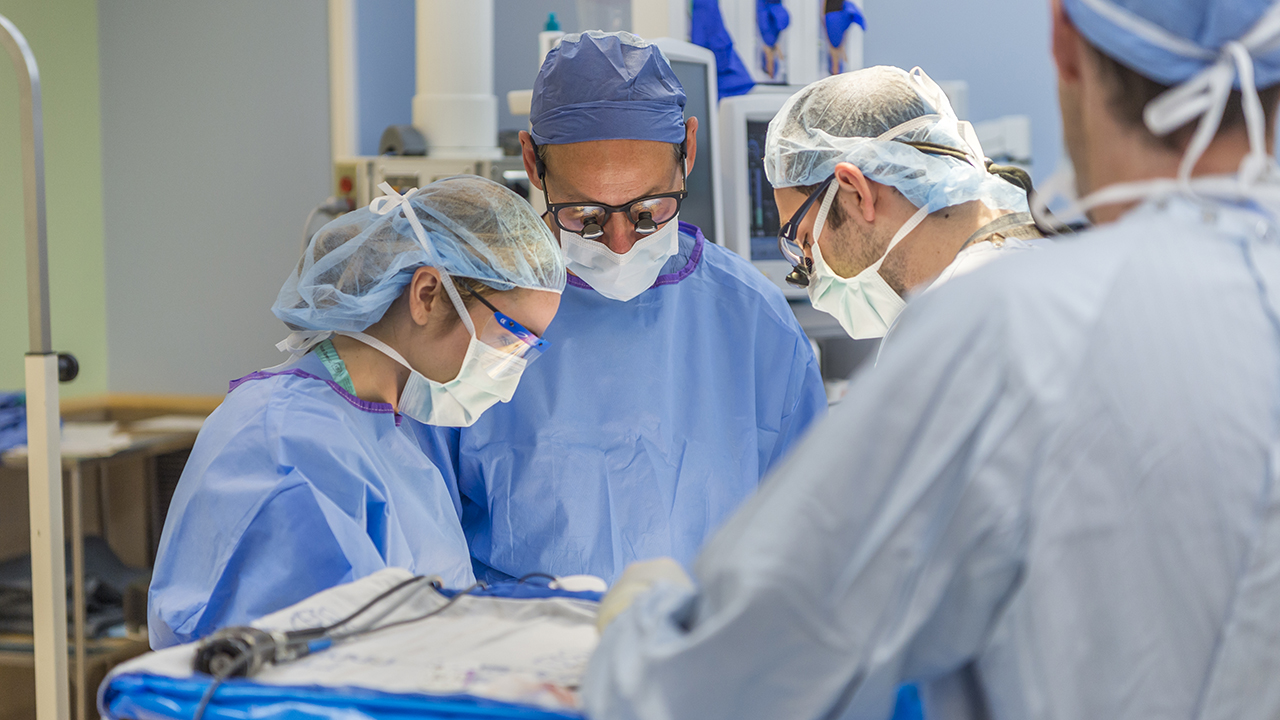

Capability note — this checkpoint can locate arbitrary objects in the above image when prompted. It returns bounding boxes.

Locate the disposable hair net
[765,65,1029,215]
[274,175,565,334]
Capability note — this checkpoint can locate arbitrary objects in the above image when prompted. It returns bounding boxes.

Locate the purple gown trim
[565,221,705,291]
[229,369,401,425]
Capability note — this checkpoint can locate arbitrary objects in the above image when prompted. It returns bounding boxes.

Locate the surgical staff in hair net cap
[420,30,825,588]
[583,1,1280,718]
[767,65,1045,341]
[149,176,564,649]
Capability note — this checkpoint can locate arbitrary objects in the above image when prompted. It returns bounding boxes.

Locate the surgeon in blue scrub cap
[149,176,565,649]
[585,2,1280,718]
[424,31,825,586]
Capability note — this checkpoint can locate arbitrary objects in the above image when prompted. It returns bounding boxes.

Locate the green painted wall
[0,0,108,398]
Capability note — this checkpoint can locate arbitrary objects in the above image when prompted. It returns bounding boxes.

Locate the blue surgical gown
[585,195,1280,720]
[428,223,826,584]
[148,352,474,649]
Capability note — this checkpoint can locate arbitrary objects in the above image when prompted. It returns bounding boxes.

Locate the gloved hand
[595,557,694,633]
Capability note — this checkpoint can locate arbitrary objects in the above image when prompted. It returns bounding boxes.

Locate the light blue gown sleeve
[765,331,827,475]
[583,279,1044,720]
[149,394,395,648]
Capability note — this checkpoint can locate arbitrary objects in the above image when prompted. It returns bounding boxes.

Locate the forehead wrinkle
[546,164,680,206]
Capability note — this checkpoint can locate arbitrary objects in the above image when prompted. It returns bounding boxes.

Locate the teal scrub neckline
[313,338,357,395]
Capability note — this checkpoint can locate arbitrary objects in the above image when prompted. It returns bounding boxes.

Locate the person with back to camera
[585,1,1280,718]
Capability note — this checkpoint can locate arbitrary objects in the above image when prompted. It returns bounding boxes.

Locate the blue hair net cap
[766,66,1029,215]
[1062,0,1280,87]
[274,175,565,334]
[530,31,687,145]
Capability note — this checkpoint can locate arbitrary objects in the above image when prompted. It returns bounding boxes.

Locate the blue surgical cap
[1062,0,1280,87]
[274,175,565,334]
[530,31,687,146]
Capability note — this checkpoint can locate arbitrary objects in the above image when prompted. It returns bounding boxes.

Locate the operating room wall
[355,0,415,156]
[860,0,1063,182]
[483,1,1064,176]
[98,0,332,395]
[0,0,109,398]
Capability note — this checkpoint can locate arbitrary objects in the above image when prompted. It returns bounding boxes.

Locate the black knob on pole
[57,353,78,383]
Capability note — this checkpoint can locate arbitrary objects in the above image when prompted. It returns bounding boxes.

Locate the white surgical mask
[344,330,524,428]
[806,182,929,340]
[342,271,529,427]
[560,215,680,302]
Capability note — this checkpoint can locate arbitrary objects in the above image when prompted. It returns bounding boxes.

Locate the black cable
[516,572,558,585]
[348,581,487,639]
[192,652,251,720]
[318,575,432,634]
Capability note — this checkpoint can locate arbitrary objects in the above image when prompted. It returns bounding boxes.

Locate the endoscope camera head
[193,626,279,678]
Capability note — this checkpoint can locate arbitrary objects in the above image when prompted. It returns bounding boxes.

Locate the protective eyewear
[777,175,836,289]
[461,284,549,363]
[535,140,688,240]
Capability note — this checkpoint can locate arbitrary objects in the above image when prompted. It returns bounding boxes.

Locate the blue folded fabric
[101,673,584,720]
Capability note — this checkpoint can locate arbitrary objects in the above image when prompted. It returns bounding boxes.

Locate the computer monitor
[652,38,723,244]
[718,90,806,297]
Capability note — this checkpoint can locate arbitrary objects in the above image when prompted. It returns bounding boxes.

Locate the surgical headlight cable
[189,574,487,720]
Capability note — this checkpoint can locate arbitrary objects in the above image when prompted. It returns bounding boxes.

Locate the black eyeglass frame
[531,139,689,240]
[776,175,836,289]
[776,139,1024,288]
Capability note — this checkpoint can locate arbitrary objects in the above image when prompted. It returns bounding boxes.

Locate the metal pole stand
[1,13,72,720]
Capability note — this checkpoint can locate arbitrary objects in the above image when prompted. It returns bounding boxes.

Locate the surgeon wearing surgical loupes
[148,177,565,648]
[772,65,1046,342]
[585,1,1280,718]
[424,31,826,586]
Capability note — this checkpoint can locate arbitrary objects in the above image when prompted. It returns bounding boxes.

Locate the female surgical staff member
[148,176,566,649]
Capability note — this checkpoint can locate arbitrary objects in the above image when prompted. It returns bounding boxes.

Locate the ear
[407,266,442,327]
[832,161,877,223]
[1052,0,1084,87]
[520,131,544,191]
[683,117,699,175]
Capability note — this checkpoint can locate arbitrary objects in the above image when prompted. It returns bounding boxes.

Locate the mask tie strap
[370,183,476,337]
[339,331,416,372]
[437,270,477,338]
[267,330,334,370]
[869,205,930,274]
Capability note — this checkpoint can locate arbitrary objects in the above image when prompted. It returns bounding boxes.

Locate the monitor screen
[669,59,716,242]
[747,119,781,262]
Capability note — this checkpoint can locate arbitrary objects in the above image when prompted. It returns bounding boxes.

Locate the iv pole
[1,13,71,720]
